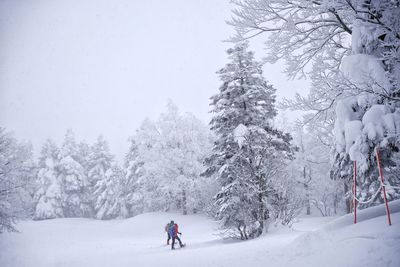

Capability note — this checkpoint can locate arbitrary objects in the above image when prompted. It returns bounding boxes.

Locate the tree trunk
[256,173,266,237]
[237,222,249,240]
[333,191,338,215]
[344,181,351,214]
[182,189,187,215]
[304,167,311,215]
[238,225,244,240]
[243,225,248,240]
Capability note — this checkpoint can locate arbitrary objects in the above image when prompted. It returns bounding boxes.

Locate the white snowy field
[1,201,399,267]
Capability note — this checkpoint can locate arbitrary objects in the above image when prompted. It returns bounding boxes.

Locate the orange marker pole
[375,147,392,226]
[353,161,357,224]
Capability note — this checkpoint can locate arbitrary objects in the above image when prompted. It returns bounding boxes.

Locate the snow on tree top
[341,54,390,92]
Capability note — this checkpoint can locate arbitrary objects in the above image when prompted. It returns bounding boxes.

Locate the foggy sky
[0,0,308,161]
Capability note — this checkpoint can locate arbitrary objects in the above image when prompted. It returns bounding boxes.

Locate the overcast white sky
[0,0,308,161]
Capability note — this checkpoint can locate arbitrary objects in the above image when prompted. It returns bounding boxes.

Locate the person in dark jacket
[167,220,184,250]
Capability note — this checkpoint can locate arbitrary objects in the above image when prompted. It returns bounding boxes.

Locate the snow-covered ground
[1,201,399,267]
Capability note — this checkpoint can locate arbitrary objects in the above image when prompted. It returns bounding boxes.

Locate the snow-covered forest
[1,0,399,266]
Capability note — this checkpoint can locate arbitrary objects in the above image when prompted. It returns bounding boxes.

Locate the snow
[341,54,390,92]
[233,123,248,148]
[351,24,363,54]
[45,158,54,168]
[350,23,382,55]
[382,113,397,135]
[362,105,387,125]
[1,200,400,267]
[335,101,400,162]
[334,98,358,150]
[344,120,362,155]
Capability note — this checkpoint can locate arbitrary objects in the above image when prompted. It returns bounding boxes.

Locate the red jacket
[173,224,179,237]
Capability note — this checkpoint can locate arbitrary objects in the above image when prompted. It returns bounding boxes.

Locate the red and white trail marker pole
[353,161,357,224]
[375,147,392,226]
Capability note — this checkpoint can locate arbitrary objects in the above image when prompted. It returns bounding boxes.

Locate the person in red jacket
[167,220,184,250]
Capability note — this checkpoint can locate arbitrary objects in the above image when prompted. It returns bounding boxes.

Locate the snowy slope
[1,201,399,267]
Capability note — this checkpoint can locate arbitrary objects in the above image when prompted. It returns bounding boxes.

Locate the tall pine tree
[93,164,127,219]
[88,135,114,213]
[123,138,145,216]
[33,139,63,220]
[58,130,91,217]
[204,42,293,239]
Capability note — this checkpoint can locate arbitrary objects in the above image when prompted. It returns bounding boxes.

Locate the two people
[165,220,184,250]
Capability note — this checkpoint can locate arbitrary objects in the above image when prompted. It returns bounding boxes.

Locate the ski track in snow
[1,201,400,267]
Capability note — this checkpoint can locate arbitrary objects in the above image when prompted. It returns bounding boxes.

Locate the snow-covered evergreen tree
[33,139,63,220]
[58,130,91,217]
[203,42,294,239]
[123,138,145,216]
[76,141,91,177]
[0,128,36,232]
[93,164,127,220]
[88,135,114,213]
[88,136,113,188]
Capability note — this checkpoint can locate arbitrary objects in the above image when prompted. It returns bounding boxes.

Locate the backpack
[168,223,176,236]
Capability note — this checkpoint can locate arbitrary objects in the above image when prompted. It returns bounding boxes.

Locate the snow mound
[288,200,400,267]
[323,199,400,231]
